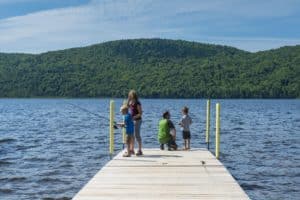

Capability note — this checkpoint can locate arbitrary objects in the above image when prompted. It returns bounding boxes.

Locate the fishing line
[65,100,120,157]
[65,101,118,129]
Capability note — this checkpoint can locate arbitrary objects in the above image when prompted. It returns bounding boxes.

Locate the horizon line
[1,38,299,55]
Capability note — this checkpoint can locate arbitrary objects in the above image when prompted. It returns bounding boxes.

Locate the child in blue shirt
[118,105,134,157]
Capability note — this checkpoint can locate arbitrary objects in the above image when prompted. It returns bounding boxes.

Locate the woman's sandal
[129,150,135,155]
[136,150,143,156]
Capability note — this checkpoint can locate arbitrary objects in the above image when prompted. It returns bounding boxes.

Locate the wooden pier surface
[73,148,249,200]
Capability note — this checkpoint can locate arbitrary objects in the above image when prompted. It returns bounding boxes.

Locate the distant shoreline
[1,39,299,99]
[0,97,298,100]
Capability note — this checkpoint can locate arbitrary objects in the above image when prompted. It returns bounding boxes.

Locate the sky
[0,0,299,53]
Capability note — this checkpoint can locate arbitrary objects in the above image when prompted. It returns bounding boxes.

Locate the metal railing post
[215,103,220,159]
[205,99,211,149]
[109,100,115,157]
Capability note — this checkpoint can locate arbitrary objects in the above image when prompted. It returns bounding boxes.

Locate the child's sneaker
[123,152,131,157]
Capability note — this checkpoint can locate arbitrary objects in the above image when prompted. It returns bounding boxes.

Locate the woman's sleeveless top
[129,100,142,120]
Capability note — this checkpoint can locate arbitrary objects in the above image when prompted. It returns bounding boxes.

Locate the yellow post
[215,103,220,159]
[122,99,127,149]
[205,99,211,149]
[122,126,126,149]
[109,100,115,156]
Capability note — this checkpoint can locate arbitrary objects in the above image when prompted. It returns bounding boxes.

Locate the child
[158,111,178,151]
[118,105,134,157]
[179,106,192,150]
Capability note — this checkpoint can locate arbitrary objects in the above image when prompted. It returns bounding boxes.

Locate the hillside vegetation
[0,39,299,98]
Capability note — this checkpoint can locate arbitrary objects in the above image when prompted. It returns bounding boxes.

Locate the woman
[127,90,143,156]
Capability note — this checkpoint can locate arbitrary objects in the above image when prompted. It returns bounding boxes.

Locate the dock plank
[73,148,249,200]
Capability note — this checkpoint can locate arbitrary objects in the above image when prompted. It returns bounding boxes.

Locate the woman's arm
[134,104,143,120]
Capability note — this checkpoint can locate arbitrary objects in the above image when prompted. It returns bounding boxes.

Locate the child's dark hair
[163,111,170,119]
[182,106,189,114]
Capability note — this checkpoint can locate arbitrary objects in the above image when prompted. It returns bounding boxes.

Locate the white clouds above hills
[0,0,299,53]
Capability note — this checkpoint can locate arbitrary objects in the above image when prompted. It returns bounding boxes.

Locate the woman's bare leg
[131,137,135,152]
[138,141,142,151]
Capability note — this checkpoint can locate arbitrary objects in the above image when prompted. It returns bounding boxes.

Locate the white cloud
[0,0,299,53]
[0,0,163,53]
[196,36,300,52]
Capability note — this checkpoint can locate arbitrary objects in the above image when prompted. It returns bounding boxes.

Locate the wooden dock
[73,148,249,200]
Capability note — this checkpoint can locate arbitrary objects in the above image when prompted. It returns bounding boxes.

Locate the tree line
[0,39,299,98]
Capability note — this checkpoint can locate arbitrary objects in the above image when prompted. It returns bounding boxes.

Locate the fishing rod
[65,101,118,129]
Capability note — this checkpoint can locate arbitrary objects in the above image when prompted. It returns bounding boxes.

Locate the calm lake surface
[0,99,299,200]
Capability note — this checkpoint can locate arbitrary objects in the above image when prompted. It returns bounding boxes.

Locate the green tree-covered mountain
[0,39,299,98]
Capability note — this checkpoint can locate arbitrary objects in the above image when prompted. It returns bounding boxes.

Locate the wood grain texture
[73,148,249,200]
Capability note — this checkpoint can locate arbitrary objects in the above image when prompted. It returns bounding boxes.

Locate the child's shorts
[126,134,134,143]
[182,131,191,139]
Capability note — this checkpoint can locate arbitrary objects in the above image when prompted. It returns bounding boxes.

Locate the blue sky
[0,0,299,53]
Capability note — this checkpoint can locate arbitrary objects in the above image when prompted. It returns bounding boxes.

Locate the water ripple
[0,99,299,200]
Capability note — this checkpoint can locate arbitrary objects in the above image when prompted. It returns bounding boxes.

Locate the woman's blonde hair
[128,89,138,101]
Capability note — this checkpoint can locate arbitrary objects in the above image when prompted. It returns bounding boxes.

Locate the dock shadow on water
[0,99,299,200]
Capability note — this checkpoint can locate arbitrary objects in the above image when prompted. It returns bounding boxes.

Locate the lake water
[0,99,299,200]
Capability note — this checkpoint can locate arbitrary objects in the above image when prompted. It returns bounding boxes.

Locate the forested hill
[0,39,299,98]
